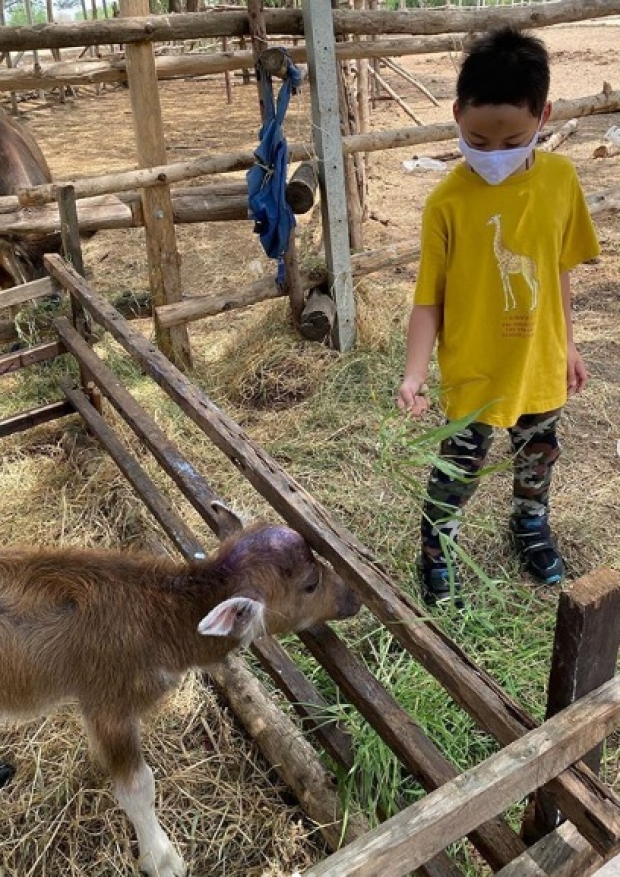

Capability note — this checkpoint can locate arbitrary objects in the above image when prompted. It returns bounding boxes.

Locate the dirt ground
[1,20,619,877]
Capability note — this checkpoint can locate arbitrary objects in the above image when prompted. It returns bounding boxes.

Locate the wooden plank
[121,0,191,372]
[533,568,620,836]
[0,340,64,375]
[42,254,620,856]
[303,0,355,352]
[0,276,55,311]
[495,820,602,877]
[300,624,526,871]
[54,317,241,540]
[301,677,620,877]
[0,399,74,438]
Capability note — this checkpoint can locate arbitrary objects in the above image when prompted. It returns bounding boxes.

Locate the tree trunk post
[120,0,192,370]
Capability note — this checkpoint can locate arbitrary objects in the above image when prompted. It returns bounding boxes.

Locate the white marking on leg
[114,761,187,877]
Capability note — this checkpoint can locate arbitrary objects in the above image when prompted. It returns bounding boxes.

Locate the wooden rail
[0,1,618,52]
[303,677,620,877]
[10,88,620,210]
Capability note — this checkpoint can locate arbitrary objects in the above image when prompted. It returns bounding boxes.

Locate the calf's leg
[85,713,187,877]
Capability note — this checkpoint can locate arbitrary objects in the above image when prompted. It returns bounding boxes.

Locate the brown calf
[0,107,61,290]
[0,523,360,877]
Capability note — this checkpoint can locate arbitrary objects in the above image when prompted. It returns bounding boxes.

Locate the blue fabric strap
[246,52,302,286]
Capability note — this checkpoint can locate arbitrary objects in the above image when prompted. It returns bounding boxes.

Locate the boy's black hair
[457,27,550,117]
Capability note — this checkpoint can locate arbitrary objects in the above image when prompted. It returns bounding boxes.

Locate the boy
[397,27,600,609]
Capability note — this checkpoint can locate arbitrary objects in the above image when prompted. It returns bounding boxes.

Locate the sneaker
[509,516,565,585]
[416,555,464,610]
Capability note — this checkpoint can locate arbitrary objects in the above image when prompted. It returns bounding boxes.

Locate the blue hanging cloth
[246,52,302,286]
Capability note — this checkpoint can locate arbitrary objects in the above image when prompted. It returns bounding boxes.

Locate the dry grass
[1,675,327,877]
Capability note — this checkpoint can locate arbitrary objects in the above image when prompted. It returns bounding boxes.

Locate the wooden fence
[1,249,620,875]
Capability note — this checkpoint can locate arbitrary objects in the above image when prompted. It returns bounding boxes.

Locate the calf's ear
[198,596,264,639]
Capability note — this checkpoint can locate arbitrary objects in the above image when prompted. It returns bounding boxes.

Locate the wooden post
[222,36,233,104]
[120,0,192,370]
[354,0,370,178]
[302,0,356,351]
[57,185,101,410]
[333,1,365,245]
[528,568,620,840]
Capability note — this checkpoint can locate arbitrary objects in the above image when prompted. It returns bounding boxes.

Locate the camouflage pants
[421,410,562,566]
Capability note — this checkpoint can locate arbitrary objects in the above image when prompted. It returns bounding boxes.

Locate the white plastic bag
[402,157,447,173]
[604,125,620,147]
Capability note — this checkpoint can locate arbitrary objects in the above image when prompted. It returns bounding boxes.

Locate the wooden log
[252,635,355,772]
[154,241,417,329]
[299,287,337,343]
[336,58,365,251]
[1,1,620,53]
[593,142,620,158]
[286,160,319,215]
[0,190,250,234]
[13,88,620,210]
[121,0,191,372]
[57,184,93,395]
[0,186,253,233]
[301,677,620,877]
[208,654,369,852]
[0,36,470,94]
[44,253,620,857]
[539,118,579,152]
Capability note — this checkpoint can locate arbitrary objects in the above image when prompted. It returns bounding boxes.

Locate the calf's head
[198,525,361,647]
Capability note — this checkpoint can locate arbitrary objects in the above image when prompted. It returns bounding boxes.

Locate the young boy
[397,27,600,609]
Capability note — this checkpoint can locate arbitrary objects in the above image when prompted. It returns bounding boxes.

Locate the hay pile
[1,674,326,877]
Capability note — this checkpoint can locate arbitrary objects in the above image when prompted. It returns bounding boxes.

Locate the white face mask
[458,127,540,185]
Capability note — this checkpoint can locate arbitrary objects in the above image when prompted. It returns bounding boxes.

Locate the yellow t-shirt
[414,151,600,427]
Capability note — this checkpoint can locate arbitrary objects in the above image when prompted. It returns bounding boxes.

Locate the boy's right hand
[397,378,430,417]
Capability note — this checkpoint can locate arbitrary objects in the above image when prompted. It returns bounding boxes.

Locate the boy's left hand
[567,342,588,395]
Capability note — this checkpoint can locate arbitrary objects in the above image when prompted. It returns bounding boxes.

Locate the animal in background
[0,106,61,290]
[0,523,361,877]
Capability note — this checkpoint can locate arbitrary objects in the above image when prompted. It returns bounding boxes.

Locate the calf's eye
[304,580,319,594]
